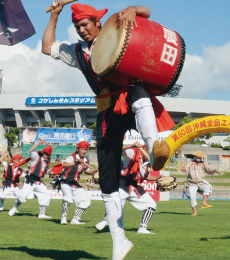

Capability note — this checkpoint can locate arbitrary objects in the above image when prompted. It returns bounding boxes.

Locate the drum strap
[75,43,102,96]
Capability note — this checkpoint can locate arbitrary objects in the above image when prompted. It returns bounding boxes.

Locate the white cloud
[1,32,230,101]
[67,25,82,43]
[0,33,91,95]
[177,42,230,100]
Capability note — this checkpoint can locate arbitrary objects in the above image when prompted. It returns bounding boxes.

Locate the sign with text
[140,170,160,201]
[123,130,173,145]
[20,127,92,143]
[25,96,96,106]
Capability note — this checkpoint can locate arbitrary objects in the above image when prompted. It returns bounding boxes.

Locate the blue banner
[20,127,92,144]
[25,96,96,106]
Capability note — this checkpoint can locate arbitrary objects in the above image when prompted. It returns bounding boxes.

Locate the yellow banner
[163,115,230,169]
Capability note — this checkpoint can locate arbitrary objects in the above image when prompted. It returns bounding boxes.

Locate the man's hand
[133,142,142,148]
[51,0,63,16]
[118,6,137,29]
[76,158,84,164]
[118,6,151,29]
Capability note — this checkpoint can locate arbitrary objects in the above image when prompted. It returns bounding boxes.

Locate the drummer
[42,3,174,259]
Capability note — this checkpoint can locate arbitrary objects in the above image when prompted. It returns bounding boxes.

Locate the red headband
[43,146,53,155]
[11,154,23,163]
[71,3,108,23]
[77,141,90,149]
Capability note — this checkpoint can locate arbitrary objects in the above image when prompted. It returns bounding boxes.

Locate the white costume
[9,151,51,218]
[60,152,91,225]
[0,161,25,211]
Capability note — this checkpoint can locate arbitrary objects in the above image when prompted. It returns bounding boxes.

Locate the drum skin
[92,13,185,96]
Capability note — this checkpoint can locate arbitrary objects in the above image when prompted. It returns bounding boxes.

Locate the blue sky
[1,0,230,101]
[22,0,230,56]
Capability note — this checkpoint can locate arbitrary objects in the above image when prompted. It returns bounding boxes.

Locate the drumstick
[139,147,150,161]
[38,138,54,149]
[76,158,93,169]
[133,144,150,161]
[170,159,184,175]
[45,0,78,13]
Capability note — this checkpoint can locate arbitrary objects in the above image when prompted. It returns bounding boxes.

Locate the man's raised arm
[42,0,63,55]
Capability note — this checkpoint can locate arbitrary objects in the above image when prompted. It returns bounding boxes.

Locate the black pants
[97,85,150,194]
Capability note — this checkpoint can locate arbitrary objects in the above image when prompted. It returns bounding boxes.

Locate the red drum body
[92,14,185,96]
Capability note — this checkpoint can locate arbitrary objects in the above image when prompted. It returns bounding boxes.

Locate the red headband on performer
[43,146,53,155]
[77,141,90,149]
[71,3,108,23]
[11,154,23,163]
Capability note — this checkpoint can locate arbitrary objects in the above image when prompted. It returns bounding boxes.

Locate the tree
[40,121,54,127]
[4,127,19,156]
[224,136,230,145]
[173,116,192,130]
[89,122,97,137]
[164,84,183,98]
[211,142,223,148]
[64,124,72,128]
[223,136,230,150]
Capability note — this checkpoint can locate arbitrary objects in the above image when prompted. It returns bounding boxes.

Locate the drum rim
[156,34,186,96]
[93,172,99,179]
[92,13,131,76]
[157,176,176,184]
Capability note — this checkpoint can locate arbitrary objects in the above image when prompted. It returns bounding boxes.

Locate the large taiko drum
[91,13,186,96]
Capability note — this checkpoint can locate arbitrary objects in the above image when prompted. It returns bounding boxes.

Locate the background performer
[182,151,221,216]
[9,140,53,218]
[96,142,161,234]
[0,152,25,211]
[59,141,98,225]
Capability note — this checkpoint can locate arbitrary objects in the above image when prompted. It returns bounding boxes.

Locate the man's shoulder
[2,161,8,167]
[30,151,38,156]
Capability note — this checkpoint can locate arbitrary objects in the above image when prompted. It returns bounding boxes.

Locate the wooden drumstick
[45,0,78,13]
[133,144,150,161]
[38,138,54,149]
[76,158,93,169]
[170,159,184,175]
[138,147,150,161]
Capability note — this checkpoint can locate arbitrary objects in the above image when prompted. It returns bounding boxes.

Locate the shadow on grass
[157,212,191,215]
[13,213,37,217]
[0,246,107,260]
[49,219,61,224]
[94,226,110,233]
[48,219,90,225]
[200,236,230,241]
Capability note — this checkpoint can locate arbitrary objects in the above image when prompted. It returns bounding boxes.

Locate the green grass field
[0,198,229,260]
